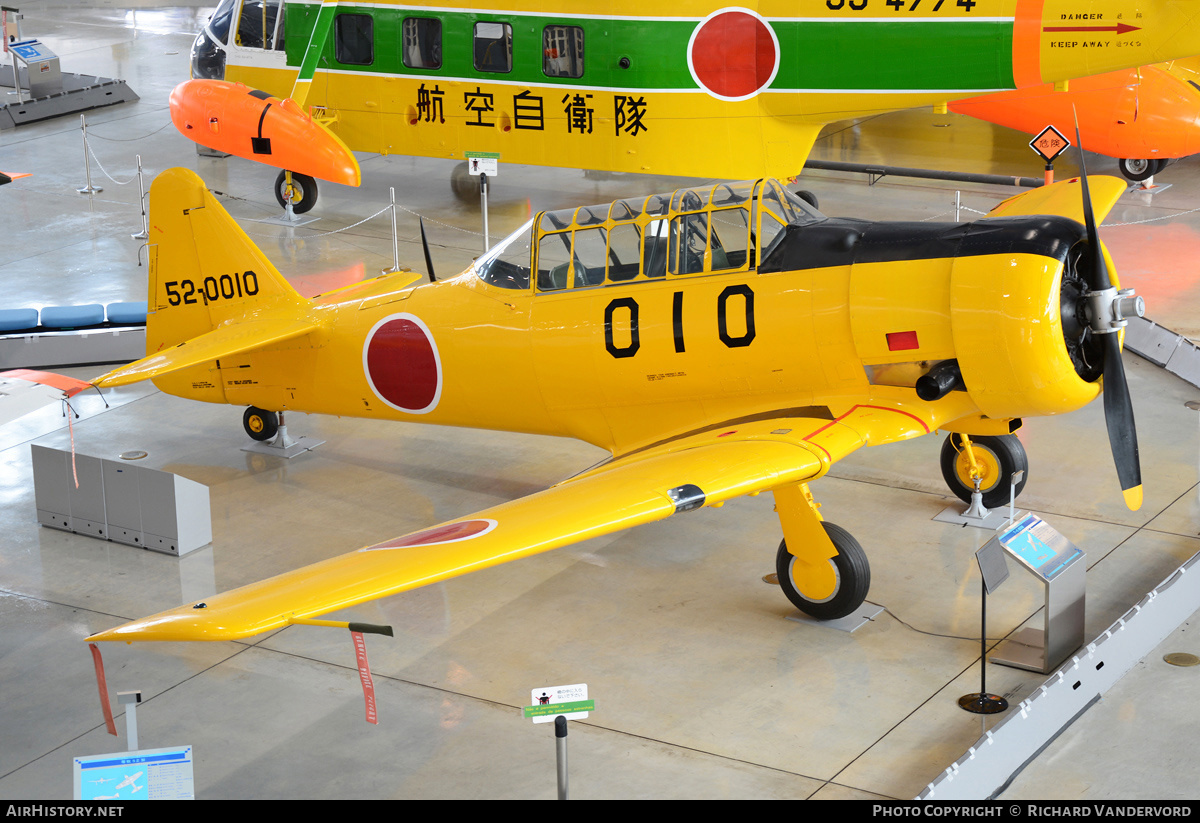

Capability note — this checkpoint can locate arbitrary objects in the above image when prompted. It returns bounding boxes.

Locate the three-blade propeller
[1073,123,1144,510]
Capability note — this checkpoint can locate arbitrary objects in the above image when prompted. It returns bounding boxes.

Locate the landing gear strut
[274,170,317,214]
[772,483,870,620]
[939,433,1028,509]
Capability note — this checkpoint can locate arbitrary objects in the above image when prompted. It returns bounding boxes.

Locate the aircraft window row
[474,181,827,292]
[335,13,374,66]
[324,12,586,79]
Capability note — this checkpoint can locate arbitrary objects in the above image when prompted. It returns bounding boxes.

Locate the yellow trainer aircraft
[81,164,1142,644]
[181,0,1200,210]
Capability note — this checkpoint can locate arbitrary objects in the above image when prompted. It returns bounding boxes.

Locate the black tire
[1153,158,1169,175]
[243,406,279,442]
[776,522,870,620]
[1118,158,1157,182]
[274,170,317,214]
[939,433,1028,509]
[450,161,481,200]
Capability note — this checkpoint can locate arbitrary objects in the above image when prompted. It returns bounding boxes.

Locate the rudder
[144,167,305,356]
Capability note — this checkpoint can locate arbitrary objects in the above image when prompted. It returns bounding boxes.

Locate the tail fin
[93,168,318,391]
[143,167,307,354]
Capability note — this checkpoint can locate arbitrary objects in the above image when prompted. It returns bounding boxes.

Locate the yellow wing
[86,405,928,643]
[986,175,1126,222]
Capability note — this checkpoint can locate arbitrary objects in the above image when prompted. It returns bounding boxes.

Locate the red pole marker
[89,643,118,736]
[351,631,378,725]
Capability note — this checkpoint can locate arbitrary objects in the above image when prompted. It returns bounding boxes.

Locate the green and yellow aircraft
[59,162,1141,644]
[176,0,1200,209]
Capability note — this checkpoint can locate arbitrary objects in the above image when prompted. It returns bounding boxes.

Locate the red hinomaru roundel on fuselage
[362,312,442,414]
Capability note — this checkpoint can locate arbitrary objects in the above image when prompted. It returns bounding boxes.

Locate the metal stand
[383,186,401,275]
[480,171,489,250]
[959,578,1009,714]
[990,513,1087,674]
[240,411,324,458]
[933,476,1008,529]
[131,154,148,240]
[555,715,568,800]
[1130,176,1171,195]
[959,535,1010,714]
[118,690,141,750]
[76,114,102,194]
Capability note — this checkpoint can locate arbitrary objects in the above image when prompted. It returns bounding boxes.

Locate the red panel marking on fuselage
[689,9,779,101]
[364,519,498,552]
[363,313,441,414]
[886,330,920,351]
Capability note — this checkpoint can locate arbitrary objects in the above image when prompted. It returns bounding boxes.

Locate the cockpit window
[475,218,533,290]
[516,179,825,293]
[235,0,284,50]
[208,0,236,45]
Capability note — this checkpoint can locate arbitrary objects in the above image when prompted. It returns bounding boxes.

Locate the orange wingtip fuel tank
[169,79,361,187]
[949,59,1200,163]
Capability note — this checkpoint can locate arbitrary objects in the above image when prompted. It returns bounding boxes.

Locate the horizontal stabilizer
[0,369,91,426]
[94,317,320,388]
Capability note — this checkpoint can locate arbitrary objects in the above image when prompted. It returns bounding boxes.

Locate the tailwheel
[243,406,279,442]
[274,170,317,214]
[940,433,1028,509]
[776,522,870,620]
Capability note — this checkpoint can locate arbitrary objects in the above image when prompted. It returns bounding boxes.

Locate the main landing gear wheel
[243,406,279,442]
[939,433,1028,509]
[274,170,317,214]
[776,522,870,620]
[450,161,482,200]
[1118,158,1166,182]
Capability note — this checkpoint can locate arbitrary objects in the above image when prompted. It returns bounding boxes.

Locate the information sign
[73,745,195,800]
[526,683,590,723]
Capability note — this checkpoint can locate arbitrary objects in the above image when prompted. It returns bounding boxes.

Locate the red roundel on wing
[370,520,494,550]
[365,316,439,412]
[690,11,777,99]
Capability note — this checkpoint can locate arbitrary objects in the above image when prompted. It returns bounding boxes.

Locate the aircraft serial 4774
[175,0,1200,209]
[69,164,1142,645]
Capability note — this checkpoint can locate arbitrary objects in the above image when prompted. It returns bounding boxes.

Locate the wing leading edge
[86,405,932,644]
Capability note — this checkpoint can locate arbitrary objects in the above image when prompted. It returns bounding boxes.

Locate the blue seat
[106,301,148,325]
[40,304,105,329]
[0,308,39,332]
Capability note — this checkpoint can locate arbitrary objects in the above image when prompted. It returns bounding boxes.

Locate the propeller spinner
[1072,125,1144,510]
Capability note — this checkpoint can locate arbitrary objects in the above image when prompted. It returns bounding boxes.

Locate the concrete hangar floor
[3,2,1200,802]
